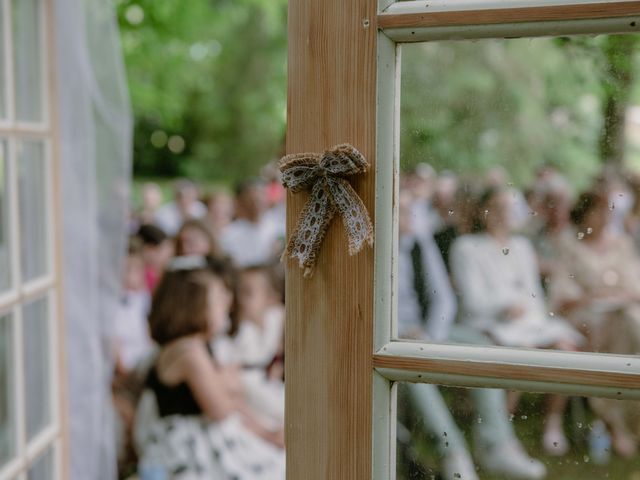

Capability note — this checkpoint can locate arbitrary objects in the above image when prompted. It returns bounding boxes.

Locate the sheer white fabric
[54,0,132,478]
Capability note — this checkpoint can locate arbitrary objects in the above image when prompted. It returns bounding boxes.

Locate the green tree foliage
[116,0,287,182]
[400,36,638,189]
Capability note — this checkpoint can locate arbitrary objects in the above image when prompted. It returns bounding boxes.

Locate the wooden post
[285,0,378,478]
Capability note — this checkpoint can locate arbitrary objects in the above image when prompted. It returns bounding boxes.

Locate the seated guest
[450,186,582,455]
[136,224,173,292]
[220,178,281,267]
[134,256,285,478]
[155,179,207,236]
[175,218,223,258]
[398,192,546,480]
[550,189,640,458]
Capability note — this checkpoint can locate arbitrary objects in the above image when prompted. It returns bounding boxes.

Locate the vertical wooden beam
[285,0,378,478]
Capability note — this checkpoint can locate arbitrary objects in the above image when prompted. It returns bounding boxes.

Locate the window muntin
[0,0,60,478]
[373,3,640,478]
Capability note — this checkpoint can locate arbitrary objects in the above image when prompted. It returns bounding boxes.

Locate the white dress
[450,233,582,347]
[134,357,285,480]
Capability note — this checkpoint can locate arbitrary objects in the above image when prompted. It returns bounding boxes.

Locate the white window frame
[0,0,63,478]
[372,2,640,478]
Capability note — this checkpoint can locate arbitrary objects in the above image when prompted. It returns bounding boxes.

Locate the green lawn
[397,389,640,480]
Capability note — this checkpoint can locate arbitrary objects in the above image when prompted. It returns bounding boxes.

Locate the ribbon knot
[279,143,374,277]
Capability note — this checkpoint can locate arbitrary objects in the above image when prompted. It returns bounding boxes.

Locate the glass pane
[23,296,50,441]
[0,2,7,119]
[397,382,640,479]
[12,0,44,123]
[18,140,48,282]
[27,446,54,480]
[398,34,640,355]
[0,313,15,467]
[0,141,10,292]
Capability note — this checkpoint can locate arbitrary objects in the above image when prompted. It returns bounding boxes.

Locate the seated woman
[550,189,640,458]
[134,256,285,479]
[450,186,582,455]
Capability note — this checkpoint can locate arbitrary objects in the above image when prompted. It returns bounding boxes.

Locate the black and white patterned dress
[136,348,285,479]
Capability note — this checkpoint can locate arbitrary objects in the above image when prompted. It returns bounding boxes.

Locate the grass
[397,388,640,480]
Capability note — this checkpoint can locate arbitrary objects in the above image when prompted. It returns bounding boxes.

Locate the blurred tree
[599,35,639,166]
[400,36,640,189]
[116,0,287,182]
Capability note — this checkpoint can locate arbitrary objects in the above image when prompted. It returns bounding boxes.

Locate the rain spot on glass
[577,232,585,240]
[549,311,555,317]
[448,209,454,216]
[587,227,593,234]
[502,247,510,255]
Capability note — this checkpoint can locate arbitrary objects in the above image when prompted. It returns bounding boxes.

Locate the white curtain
[54,0,132,478]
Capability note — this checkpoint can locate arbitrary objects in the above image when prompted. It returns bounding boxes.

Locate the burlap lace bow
[280,143,374,277]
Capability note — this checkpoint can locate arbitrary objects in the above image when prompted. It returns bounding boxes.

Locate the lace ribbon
[280,143,374,277]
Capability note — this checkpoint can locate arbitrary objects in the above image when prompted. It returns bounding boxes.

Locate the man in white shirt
[398,192,545,480]
[154,179,207,236]
[220,179,283,267]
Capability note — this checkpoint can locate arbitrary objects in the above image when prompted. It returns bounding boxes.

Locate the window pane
[27,446,54,480]
[398,34,640,356]
[23,296,50,441]
[396,382,640,479]
[0,141,10,292]
[18,140,48,283]
[0,313,15,467]
[12,0,43,123]
[0,2,7,119]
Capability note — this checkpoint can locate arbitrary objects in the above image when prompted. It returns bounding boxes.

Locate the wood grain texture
[285,0,377,478]
[373,354,640,389]
[378,1,640,29]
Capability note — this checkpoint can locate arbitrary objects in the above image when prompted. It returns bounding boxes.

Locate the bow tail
[284,180,337,277]
[326,178,374,255]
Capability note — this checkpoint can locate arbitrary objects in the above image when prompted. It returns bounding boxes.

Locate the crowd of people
[399,163,640,479]
[110,174,287,479]
[109,159,640,480]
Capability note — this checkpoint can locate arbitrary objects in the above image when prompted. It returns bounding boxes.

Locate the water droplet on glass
[549,311,555,317]
[531,292,537,298]
[577,422,583,428]
[577,232,585,240]
[477,417,483,424]
[454,474,461,479]
[553,442,559,447]
[502,247,510,255]
[587,227,593,234]
[509,414,515,422]
[583,455,590,463]
[448,209,454,216]
[609,203,615,211]
[507,182,513,187]
[569,273,575,279]
[529,210,538,217]
[521,415,528,420]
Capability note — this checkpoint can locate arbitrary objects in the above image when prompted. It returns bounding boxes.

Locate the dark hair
[137,224,168,246]
[128,235,143,256]
[234,177,265,197]
[570,191,607,226]
[175,219,220,257]
[148,268,213,345]
[472,186,504,233]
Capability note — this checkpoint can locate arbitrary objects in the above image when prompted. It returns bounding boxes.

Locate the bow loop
[319,143,368,176]
[279,143,373,277]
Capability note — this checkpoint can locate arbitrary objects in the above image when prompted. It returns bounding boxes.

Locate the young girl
[229,266,285,430]
[135,256,285,479]
[175,218,222,258]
